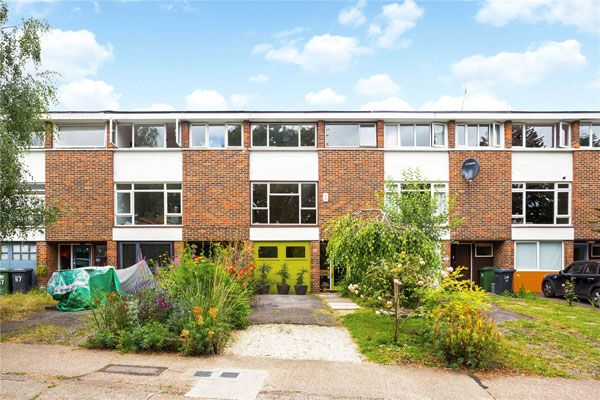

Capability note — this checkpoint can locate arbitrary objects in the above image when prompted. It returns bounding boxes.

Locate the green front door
[254,242,311,294]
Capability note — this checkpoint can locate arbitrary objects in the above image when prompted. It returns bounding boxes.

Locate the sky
[5,0,600,111]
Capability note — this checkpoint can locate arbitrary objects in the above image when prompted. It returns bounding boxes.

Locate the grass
[0,289,56,322]
[0,324,70,344]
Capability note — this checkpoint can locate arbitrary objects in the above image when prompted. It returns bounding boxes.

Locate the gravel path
[225,324,363,363]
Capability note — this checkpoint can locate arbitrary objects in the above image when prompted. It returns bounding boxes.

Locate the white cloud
[450,40,586,88]
[305,88,346,105]
[252,43,272,54]
[41,29,113,80]
[354,74,400,97]
[58,79,120,110]
[230,93,256,108]
[419,94,511,111]
[249,74,269,83]
[133,103,176,111]
[338,0,367,27]
[369,0,424,48]
[477,0,600,33]
[262,34,371,72]
[273,27,306,40]
[185,89,227,110]
[360,97,413,111]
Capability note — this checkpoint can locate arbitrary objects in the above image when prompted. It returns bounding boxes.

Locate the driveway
[249,294,336,326]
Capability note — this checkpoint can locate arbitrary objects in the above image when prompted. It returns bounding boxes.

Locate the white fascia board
[250,227,319,241]
[511,226,574,241]
[113,227,183,241]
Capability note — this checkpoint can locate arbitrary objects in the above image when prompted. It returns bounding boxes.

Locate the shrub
[563,278,576,306]
[296,268,308,286]
[35,264,48,277]
[275,263,290,286]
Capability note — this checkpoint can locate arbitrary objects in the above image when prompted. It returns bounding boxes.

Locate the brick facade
[310,240,320,292]
[572,150,600,240]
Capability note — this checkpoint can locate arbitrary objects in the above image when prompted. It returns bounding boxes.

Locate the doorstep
[319,292,361,314]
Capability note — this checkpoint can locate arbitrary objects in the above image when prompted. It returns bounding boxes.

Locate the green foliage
[255,263,272,287]
[502,284,536,299]
[562,278,576,306]
[591,206,600,233]
[275,263,290,286]
[295,268,308,286]
[34,264,48,277]
[0,1,59,241]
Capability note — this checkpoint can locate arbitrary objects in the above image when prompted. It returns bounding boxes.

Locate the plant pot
[294,285,308,295]
[321,287,328,292]
[257,285,270,295]
[277,285,290,295]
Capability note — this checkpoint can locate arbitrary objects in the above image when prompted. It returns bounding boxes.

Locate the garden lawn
[0,290,56,322]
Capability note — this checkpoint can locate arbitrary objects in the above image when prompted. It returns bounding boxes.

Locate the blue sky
[6,0,600,111]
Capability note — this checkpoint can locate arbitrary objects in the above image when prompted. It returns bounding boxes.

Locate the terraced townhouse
[2,110,599,293]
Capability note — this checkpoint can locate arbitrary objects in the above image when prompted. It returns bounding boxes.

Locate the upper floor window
[252,182,317,225]
[386,182,448,215]
[325,124,376,147]
[191,123,242,148]
[385,123,446,147]
[115,183,182,226]
[113,123,180,148]
[512,123,570,149]
[252,123,315,147]
[579,123,600,148]
[456,123,502,148]
[30,133,44,148]
[512,182,570,225]
[55,125,106,148]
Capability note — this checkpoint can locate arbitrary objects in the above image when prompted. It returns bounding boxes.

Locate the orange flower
[208,308,218,319]
[208,331,214,339]
[196,315,204,326]
[181,329,190,339]
[193,306,203,316]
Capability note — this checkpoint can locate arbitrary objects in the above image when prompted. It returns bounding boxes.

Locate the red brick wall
[45,151,114,241]
[181,121,190,148]
[572,151,600,239]
[107,240,117,267]
[504,121,512,149]
[317,121,325,148]
[449,151,511,240]
[571,122,580,149]
[448,121,456,149]
[310,240,320,291]
[36,242,57,286]
[494,240,513,269]
[376,121,384,148]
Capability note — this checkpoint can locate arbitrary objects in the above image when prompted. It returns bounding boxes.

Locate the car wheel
[542,281,555,298]
[592,289,600,308]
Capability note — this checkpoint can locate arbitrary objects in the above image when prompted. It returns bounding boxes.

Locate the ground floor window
[592,244,600,258]
[0,242,37,268]
[515,241,562,271]
[119,242,172,270]
[252,182,317,225]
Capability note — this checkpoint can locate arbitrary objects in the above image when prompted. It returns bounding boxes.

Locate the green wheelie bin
[479,266,495,292]
[0,268,11,294]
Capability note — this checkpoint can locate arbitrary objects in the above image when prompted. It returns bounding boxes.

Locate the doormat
[99,364,167,376]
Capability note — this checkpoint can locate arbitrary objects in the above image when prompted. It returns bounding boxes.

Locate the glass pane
[73,245,91,268]
[301,184,316,208]
[139,243,171,268]
[208,125,225,148]
[593,125,600,147]
[359,125,376,147]
[399,125,414,146]
[252,124,267,146]
[166,184,181,189]
[539,242,562,270]
[116,216,132,225]
[269,195,299,223]
[433,124,445,146]
[167,192,181,214]
[512,124,523,147]
[415,125,430,147]
[134,124,165,148]
[456,125,465,146]
[560,123,569,146]
[325,124,359,147]
[556,217,569,224]
[515,242,537,269]
[227,124,242,146]
[385,125,398,146]
[557,183,569,189]
[479,125,489,146]
[476,245,492,257]
[286,246,306,258]
[135,183,163,190]
[300,125,316,147]
[527,183,554,190]
[580,125,590,147]
[526,125,553,148]
[252,209,268,224]
[116,184,131,190]
[167,216,182,225]
[134,192,164,224]
[121,243,137,268]
[301,209,316,224]
[557,192,569,215]
[31,132,44,147]
[191,125,206,147]
[270,184,298,194]
[57,125,105,147]
[258,246,278,258]
[494,124,501,146]
[12,254,21,260]
[22,253,30,261]
[467,125,478,146]
[12,244,20,252]
[512,192,523,216]
[117,192,130,214]
[252,184,268,207]
[269,124,299,147]
[526,191,554,224]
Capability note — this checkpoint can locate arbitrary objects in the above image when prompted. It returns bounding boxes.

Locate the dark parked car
[542,261,600,306]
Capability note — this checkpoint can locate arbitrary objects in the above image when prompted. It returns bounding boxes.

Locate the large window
[579,123,600,148]
[512,183,570,225]
[191,123,242,148]
[113,123,179,148]
[515,241,563,271]
[386,182,448,215]
[512,123,570,148]
[385,123,446,147]
[325,124,376,147]
[0,243,36,262]
[252,123,315,147]
[455,123,502,148]
[115,183,182,226]
[252,182,317,224]
[55,125,106,148]
[120,242,172,270]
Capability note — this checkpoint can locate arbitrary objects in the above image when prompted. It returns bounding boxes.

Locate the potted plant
[321,281,329,292]
[275,263,290,294]
[295,268,309,295]
[255,263,272,295]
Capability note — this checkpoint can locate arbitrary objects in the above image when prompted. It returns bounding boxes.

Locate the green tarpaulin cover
[47,267,120,311]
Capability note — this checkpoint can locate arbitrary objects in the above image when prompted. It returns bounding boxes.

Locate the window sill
[250,224,319,228]
[183,147,244,151]
[510,148,573,152]
[114,148,183,151]
[384,147,448,151]
[512,225,573,228]
[49,147,108,150]
[250,147,317,151]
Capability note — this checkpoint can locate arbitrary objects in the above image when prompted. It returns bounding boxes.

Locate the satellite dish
[462,158,480,182]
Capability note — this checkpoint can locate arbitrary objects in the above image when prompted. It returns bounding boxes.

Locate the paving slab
[184,368,268,399]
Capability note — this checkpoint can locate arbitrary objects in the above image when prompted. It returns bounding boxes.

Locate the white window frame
[189,123,243,148]
[54,125,107,148]
[455,123,502,148]
[511,182,571,225]
[511,123,561,149]
[474,243,493,258]
[324,123,377,148]
[558,122,570,148]
[251,182,318,225]
[578,122,600,149]
[514,241,564,271]
[58,244,93,271]
[30,132,45,148]
[385,123,447,148]
[175,119,181,147]
[132,123,167,148]
[251,123,316,148]
[386,182,449,217]
[109,119,116,146]
[115,183,182,226]
[591,244,600,258]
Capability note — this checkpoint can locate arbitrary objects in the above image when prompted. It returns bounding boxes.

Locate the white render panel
[249,227,319,241]
[250,151,318,181]
[384,151,449,181]
[511,226,574,240]
[21,151,45,182]
[114,151,182,182]
[512,152,572,182]
[4,229,45,242]
[112,227,183,241]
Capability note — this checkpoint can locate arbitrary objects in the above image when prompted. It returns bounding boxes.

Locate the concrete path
[1,343,599,400]
[318,292,360,315]
[249,295,336,326]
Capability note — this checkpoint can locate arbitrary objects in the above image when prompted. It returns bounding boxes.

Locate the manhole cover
[194,371,212,377]
[99,364,166,376]
[220,372,239,378]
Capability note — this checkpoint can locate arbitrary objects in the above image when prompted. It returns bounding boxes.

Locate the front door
[254,242,311,294]
[451,244,472,280]
[73,245,92,268]
[574,244,587,261]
